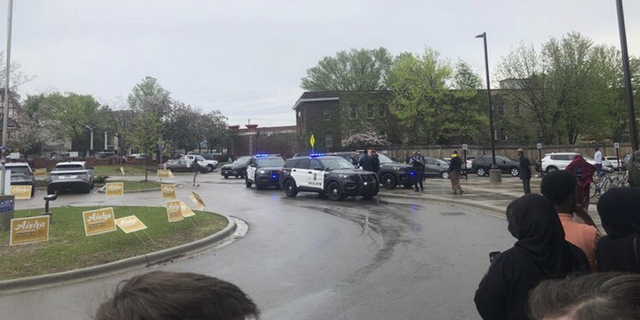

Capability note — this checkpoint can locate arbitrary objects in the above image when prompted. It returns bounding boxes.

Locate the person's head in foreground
[529,272,640,320]
[540,170,578,214]
[95,271,260,320]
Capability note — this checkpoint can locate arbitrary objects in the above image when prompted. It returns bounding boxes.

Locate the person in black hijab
[474,194,590,320]
[596,187,640,273]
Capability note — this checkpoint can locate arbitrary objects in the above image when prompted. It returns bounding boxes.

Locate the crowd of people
[475,162,640,319]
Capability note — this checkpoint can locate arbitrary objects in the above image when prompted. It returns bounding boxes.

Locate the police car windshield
[257,158,284,167]
[319,158,354,170]
[377,153,394,164]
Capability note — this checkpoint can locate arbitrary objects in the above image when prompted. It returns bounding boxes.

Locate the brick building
[227,124,298,158]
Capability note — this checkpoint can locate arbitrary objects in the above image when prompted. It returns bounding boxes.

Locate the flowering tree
[341,131,389,149]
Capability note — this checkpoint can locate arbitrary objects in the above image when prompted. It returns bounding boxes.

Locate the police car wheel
[327,182,344,201]
[284,180,298,197]
[381,173,397,189]
[223,175,228,179]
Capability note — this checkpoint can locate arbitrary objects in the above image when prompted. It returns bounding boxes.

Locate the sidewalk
[379,175,603,228]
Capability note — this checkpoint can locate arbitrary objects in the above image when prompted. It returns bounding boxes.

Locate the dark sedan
[471,155,520,177]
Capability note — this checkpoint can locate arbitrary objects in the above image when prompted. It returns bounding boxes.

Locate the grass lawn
[93,165,153,176]
[0,206,228,280]
[107,180,162,191]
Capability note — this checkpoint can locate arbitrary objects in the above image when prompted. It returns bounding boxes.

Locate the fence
[382,143,633,162]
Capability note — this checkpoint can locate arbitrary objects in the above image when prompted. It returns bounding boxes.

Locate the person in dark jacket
[448,151,464,195]
[596,187,640,273]
[410,151,425,192]
[474,194,590,320]
[371,150,380,173]
[191,157,200,187]
[518,148,532,194]
[358,149,375,172]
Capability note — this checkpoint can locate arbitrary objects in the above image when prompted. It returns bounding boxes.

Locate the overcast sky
[3,0,639,127]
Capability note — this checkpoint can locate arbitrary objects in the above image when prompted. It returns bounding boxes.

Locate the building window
[297,111,301,118]
[378,104,386,117]
[367,105,374,118]
[325,134,333,147]
[379,130,386,137]
[499,128,508,141]
[349,105,357,119]
[324,107,331,121]
[497,104,505,117]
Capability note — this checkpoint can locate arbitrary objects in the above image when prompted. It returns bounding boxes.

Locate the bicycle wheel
[590,182,599,199]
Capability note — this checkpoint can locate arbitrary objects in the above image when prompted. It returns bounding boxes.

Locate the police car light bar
[309,153,325,158]
[255,154,269,157]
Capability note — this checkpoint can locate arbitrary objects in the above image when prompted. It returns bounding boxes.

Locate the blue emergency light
[309,153,325,158]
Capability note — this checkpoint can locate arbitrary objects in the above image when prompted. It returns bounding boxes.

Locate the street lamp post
[615,0,639,151]
[476,32,501,183]
[0,0,14,196]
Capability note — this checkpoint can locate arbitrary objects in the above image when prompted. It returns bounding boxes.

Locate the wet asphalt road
[0,173,514,320]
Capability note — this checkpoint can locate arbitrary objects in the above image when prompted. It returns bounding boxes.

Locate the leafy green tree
[301,47,393,91]
[9,94,50,156]
[200,110,229,152]
[131,108,163,182]
[164,101,202,152]
[43,92,108,145]
[128,76,172,116]
[387,48,456,144]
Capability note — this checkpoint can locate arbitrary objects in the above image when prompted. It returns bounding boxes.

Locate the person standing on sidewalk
[594,147,603,174]
[448,151,463,195]
[517,148,532,194]
[566,155,596,212]
[191,157,200,187]
[410,151,425,192]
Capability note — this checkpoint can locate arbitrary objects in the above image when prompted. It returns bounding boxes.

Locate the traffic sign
[461,144,468,151]
[536,143,543,150]
[310,135,315,148]
[614,142,620,149]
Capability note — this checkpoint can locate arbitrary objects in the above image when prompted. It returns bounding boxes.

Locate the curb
[379,192,506,219]
[0,213,237,294]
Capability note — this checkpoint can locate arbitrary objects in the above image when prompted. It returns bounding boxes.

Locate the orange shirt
[558,213,600,272]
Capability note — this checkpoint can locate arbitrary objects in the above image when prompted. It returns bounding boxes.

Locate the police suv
[331,151,415,189]
[280,154,379,201]
[245,154,285,190]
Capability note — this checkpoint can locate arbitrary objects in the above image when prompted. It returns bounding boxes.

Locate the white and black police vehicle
[245,154,285,190]
[279,154,379,201]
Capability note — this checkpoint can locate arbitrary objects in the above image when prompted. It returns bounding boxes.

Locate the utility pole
[476,32,501,183]
[1,0,14,195]
[616,0,639,151]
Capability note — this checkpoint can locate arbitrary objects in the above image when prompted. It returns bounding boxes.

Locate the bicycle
[590,171,619,199]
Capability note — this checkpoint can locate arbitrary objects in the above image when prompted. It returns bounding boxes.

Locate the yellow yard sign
[157,169,174,179]
[82,207,117,236]
[10,215,50,245]
[165,200,184,222]
[161,184,177,199]
[189,191,205,210]
[10,185,32,200]
[115,215,147,234]
[180,201,196,217]
[310,134,315,148]
[105,182,124,197]
[34,168,47,178]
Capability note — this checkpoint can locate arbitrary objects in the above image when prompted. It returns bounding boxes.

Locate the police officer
[410,151,425,192]
[359,149,375,172]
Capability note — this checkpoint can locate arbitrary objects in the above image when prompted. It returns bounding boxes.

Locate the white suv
[541,153,614,173]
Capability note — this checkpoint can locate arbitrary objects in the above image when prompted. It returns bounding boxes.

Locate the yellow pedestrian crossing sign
[310,135,315,148]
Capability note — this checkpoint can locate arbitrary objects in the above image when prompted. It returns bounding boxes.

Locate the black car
[245,154,285,190]
[220,156,251,178]
[471,155,520,177]
[331,151,415,189]
[279,155,379,201]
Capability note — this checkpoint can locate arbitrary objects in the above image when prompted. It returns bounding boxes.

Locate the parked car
[162,155,218,172]
[540,153,614,173]
[245,154,285,190]
[220,156,252,178]
[604,156,624,170]
[471,155,521,177]
[279,155,379,201]
[6,162,35,197]
[330,151,415,189]
[47,161,95,194]
[465,156,475,172]
[424,157,450,179]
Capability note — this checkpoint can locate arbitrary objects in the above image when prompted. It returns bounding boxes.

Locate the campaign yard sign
[115,215,147,234]
[82,207,117,236]
[189,191,205,210]
[105,182,124,197]
[165,200,184,222]
[161,184,177,199]
[10,215,50,245]
[10,185,32,200]
[180,201,196,217]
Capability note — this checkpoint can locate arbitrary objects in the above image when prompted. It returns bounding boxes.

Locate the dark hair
[540,170,577,206]
[529,272,640,320]
[95,271,260,320]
